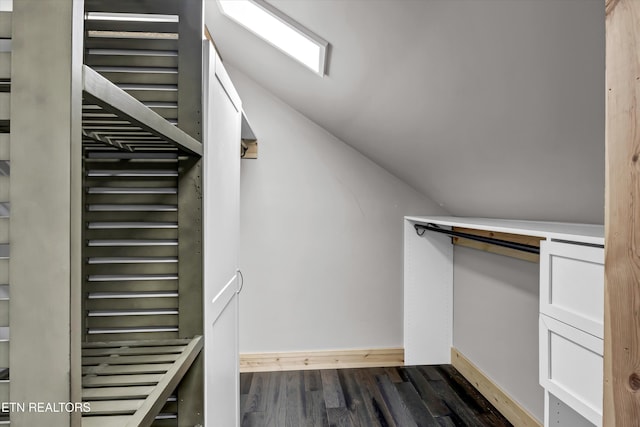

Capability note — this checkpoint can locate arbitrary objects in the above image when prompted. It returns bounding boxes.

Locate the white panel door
[203,41,242,427]
[204,44,242,297]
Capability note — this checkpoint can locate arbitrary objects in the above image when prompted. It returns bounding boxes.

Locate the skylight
[217,0,328,76]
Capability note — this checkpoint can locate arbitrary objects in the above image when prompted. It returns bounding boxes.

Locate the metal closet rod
[414,223,540,255]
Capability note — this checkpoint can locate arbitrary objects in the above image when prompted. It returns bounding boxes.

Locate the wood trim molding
[241,140,258,159]
[240,348,404,373]
[452,227,543,263]
[451,348,542,427]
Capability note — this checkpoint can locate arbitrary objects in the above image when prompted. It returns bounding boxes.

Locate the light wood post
[604,0,640,424]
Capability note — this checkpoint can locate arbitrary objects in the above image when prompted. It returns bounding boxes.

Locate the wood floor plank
[434,366,486,415]
[285,370,305,427]
[242,365,511,427]
[263,371,286,427]
[304,390,329,427]
[417,365,442,381]
[320,369,346,409]
[241,411,266,427]
[326,407,354,427]
[436,416,457,427]
[357,368,397,427]
[385,367,403,383]
[339,369,378,427]
[395,382,439,427]
[403,367,450,418]
[419,368,486,427]
[240,394,248,419]
[243,372,269,414]
[376,374,418,427]
[353,368,388,427]
[304,370,322,392]
[240,372,253,394]
[479,412,512,427]
[438,364,509,424]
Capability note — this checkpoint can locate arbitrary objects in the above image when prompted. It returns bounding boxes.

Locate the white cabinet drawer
[540,241,604,338]
[540,314,602,426]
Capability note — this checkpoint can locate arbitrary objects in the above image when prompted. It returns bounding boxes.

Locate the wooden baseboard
[451,348,542,427]
[240,348,404,373]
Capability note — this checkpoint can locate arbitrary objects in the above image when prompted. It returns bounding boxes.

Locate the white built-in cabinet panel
[403,219,453,365]
[546,392,595,427]
[203,41,242,427]
[539,240,604,427]
[539,314,602,426]
[403,217,606,427]
[540,241,604,339]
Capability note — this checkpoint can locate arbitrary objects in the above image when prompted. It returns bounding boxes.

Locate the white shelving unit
[404,215,604,427]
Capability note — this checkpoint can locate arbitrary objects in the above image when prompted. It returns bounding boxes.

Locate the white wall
[228,66,445,353]
[453,246,543,420]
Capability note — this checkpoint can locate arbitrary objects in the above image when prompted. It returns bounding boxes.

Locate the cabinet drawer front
[540,314,602,426]
[540,241,604,338]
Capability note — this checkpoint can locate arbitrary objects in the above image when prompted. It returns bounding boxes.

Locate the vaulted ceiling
[205,0,605,224]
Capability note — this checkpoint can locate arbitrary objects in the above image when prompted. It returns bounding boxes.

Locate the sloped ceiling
[205,0,605,224]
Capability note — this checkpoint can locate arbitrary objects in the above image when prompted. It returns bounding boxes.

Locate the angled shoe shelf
[81,337,202,427]
[82,66,202,156]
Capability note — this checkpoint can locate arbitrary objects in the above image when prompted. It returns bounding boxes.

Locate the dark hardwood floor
[240,365,512,427]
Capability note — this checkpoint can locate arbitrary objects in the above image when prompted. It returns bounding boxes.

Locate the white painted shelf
[405,216,604,246]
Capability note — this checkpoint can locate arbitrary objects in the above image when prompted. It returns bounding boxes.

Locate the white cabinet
[402,217,605,426]
[539,241,604,427]
[203,41,243,427]
[539,314,603,425]
[540,241,604,338]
